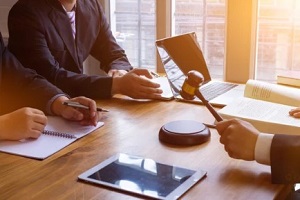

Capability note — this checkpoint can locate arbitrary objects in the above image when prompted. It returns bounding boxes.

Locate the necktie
[67,10,76,39]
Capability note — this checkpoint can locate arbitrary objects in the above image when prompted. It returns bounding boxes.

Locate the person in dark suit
[0,32,100,141]
[7,0,162,100]
[216,118,300,184]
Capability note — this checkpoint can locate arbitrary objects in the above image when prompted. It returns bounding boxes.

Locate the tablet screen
[78,153,206,200]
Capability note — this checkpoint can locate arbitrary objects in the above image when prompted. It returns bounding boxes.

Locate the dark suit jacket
[271,134,300,184]
[8,0,132,98]
[0,32,64,114]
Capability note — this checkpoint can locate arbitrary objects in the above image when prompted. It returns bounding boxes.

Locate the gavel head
[180,70,204,100]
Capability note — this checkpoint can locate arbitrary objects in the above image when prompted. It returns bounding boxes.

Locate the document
[0,116,104,160]
[151,76,174,100]
[217,79,300,135]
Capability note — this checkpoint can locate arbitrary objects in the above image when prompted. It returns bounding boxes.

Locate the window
[110,0,156,70]
[107,0,300,83]
[173,0,225,79]
[256,0,300,82]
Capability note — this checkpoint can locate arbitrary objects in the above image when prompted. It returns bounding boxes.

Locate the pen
[150,71,160,78]
[203,123,216,129]
[63,101,109,112]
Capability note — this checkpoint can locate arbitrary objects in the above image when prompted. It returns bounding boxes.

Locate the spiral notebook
[0,116,104,160]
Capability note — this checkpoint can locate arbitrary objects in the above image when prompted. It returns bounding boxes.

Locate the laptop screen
[156,32,241,106]
[156,32,211,84]
[156,43,185,96]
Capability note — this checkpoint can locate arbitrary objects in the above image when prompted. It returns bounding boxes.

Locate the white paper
[0,116,104,159]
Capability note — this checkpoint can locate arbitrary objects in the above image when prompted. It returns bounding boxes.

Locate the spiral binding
[42,130,77,139]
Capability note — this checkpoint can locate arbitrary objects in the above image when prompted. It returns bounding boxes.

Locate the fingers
[215,119,235,135]
[220,131,241,159]
[64,97,100,126]
[131,68,153,79]
[79,112,102,126]
[22,108,47,139]
[140,76,161,88]
[28,108,47,132]
[131,75,163,99]
[72,96,97,116]
[28,130,43,139]
[108,69,128,77]
[217,118,258,161]
[31,110,48,126]
[112,68,166,99]
[129,87,163,99]
[30,108,46,116]
[289,108,300,118]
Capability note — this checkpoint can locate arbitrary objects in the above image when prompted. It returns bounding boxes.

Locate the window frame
[100,0,257,83]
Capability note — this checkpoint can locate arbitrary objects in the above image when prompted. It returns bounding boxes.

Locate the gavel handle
[195,90,223,122]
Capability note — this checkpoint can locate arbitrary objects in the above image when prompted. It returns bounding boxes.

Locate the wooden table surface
[0,97,293,200]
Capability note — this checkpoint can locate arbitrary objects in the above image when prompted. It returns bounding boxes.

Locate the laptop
[155,32,245,107]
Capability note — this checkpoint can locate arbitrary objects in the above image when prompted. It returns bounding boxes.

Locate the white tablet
[78,153,207,200]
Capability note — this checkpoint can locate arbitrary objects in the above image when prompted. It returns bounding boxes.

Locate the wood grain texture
[0,97,293,200]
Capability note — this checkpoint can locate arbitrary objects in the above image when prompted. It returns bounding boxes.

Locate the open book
[0,116,104,160]
[277,70,300,88]
[217,79,300,135]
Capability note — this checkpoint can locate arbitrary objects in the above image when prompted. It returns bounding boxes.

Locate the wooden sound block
[159,120,210,146]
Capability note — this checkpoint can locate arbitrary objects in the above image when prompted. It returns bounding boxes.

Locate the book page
[218,97,300,135]
[244,79,300,107]
[0,116,104,159]
[219,97,297,124]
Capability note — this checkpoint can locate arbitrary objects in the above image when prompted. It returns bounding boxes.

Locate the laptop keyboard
[200,82,238,101]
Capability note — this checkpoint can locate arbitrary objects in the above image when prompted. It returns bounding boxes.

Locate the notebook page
[0,116,104,159]
[45,116,103,139]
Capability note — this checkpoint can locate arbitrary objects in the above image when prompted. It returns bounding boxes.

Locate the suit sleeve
[0,44,64,115]
[270,134,300,184]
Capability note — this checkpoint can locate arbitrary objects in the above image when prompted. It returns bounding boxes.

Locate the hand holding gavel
[180,70,223,122]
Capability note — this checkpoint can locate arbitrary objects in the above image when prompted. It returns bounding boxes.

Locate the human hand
[108,69,128,77]
[216,119,259,161]
[0,107,47,140]
[111,68,163,99]
[51,96,101,126]
[289,107,300,118]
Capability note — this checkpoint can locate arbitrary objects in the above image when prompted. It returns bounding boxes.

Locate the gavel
[180,70,223,122]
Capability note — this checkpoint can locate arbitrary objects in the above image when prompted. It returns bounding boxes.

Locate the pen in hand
[63,101,109,112]
[150,71,161,78]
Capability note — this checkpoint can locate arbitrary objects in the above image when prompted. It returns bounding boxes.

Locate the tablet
[78,153,207,200]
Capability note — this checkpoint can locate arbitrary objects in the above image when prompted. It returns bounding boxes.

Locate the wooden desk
[0,98,293,199]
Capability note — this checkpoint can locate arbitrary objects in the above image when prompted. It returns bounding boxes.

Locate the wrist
[0,115,7,140]
[111,76,122,95]
[51,96,69,116]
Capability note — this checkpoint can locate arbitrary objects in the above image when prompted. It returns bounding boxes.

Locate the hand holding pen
[63,101,109,112]
[61,97,108,126]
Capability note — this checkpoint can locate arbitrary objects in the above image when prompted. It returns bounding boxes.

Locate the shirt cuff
[255,133,274,165]
[46,94,68,115]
